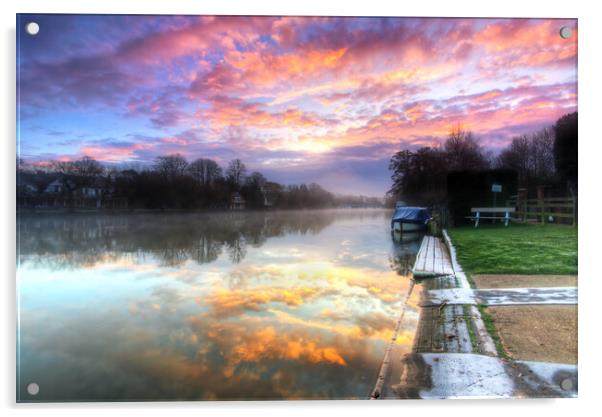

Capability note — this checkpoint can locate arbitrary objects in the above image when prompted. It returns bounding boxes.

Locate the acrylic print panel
[16,14,578,402]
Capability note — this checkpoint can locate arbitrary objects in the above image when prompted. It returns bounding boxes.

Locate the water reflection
[17,209,422,401]
[390,230,423,276]
[18,211,343,268]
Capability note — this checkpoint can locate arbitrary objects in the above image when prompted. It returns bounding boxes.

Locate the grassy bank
[448,223,577,275]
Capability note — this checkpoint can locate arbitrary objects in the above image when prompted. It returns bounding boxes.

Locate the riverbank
[384,230,577,399]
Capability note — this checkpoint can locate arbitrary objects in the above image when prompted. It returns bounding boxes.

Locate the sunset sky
[17,15,577,196]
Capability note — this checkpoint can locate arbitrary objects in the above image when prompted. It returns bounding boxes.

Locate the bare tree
[245,171,266,188]
[444,123,489,171]
[50,160,75,176]
[72,156,104,178]
[226,159,247,188]
[187,158,223,185]
[49,156,104,189]
[496,127,555,186]
[531,127,555,181]
[388,147,448,205]
[496,135,530,183]
[154,154,188,179]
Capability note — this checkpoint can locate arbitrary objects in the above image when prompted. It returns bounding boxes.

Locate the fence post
[572,196,577,226]
[517,188,528,222]
[537,186,545,224]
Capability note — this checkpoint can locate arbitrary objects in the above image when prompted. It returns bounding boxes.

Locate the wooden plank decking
[412,236,454,277]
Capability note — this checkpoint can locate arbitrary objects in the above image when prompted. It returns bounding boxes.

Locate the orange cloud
[200,285,335,316]
[226,47,348,84]
[474,20,577,69]
[200,95,337,132]
[229,326,347,367]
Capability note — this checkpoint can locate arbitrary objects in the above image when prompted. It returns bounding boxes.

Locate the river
[17,209,422,401]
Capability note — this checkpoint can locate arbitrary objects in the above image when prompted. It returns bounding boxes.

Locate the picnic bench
[467,207,516,227]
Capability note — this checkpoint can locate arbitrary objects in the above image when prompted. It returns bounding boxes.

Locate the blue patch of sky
[258,33,279,49]
[19,108,158,157]
[200,48,226,67]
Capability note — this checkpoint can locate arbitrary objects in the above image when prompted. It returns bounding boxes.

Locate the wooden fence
[507,195,577,225]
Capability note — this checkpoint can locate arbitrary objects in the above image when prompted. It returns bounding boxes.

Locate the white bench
[467,207,516,227]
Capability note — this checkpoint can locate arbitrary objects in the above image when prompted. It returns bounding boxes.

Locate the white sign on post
[491,184,502,193]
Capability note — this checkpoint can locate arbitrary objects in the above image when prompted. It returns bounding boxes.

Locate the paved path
[423,286,578,306]
[393,353,577,399]
[412,236,454,277]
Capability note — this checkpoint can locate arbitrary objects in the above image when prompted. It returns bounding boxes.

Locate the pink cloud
[79,143,155,162]
[19,15,578,190]
[474,20,577,69]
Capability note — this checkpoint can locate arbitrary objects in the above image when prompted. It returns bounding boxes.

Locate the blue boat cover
[391,207,431,224]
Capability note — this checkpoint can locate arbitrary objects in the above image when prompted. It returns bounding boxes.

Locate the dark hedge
[447,169,518,226]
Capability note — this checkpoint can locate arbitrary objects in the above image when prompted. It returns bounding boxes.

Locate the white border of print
[1,1,598,417]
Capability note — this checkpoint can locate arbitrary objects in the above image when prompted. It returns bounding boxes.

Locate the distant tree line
[17,154,383,210]
[387,112,577,206]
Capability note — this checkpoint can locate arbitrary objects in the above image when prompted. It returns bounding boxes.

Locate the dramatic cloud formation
[17,15,577,195]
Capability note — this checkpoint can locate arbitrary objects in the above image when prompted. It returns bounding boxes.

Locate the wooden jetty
[412,236,454,277]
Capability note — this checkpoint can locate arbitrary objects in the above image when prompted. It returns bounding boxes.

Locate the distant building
[229,192,246,210]
[260,182,281,208]
[78,186,101,198]
[44,178,72,194]
[17,175,127,210]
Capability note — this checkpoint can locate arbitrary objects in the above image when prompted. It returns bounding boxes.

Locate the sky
[17,15,577,196]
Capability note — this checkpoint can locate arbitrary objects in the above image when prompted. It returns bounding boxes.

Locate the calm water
[17,209,422,401]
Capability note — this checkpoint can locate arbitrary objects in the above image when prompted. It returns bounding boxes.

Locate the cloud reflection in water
[17,209,421,401]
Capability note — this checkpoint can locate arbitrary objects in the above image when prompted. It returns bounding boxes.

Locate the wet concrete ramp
[423,287,578,306]
[392,353,577,399]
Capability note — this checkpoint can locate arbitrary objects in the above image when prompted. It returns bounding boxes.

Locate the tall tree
[388,124,489,205]
[497,135,530,183]
[444,124,489,171]
[388,147,448,205]
[187,158,223,185]
[242,171,267,209]
[226,159,247,188]
[388,150,413,199]
[245,171,267,188]
[48,156,105,196]
[554,112,578,195]
[72,156,104,179]
[496,127,555,187]
[531,127,556,181]
[154,154,188,179]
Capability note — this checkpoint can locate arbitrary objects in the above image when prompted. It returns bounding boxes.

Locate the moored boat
[391,206,431,232]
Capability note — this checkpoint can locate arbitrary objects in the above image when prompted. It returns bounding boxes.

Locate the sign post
[491,183,502,209]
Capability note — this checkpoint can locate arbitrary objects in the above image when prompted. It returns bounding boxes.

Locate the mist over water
[17,209,421,401]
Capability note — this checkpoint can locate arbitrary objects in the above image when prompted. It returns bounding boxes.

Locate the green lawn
[447,223,578,275]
